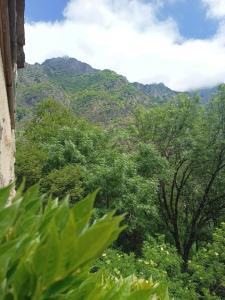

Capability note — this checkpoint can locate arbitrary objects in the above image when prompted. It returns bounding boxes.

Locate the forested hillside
[17,57,218,126]
[17,57,154,124]
[15,60,225,299]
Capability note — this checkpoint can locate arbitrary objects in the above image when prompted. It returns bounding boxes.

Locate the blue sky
[157,0,218,39]
[26,0,67,22]
[24,0,225,91]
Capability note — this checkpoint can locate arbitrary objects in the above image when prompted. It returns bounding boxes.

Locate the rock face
[17,59,155,124]
[133,82,178,102]
[42,57,98,76]
[0,0,25,188]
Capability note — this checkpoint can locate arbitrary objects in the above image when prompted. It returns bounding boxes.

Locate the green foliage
[17,61,155,124]
[141,236,183,280]
[16,99,160,252]
[15,68,225,300]
[133,92,225,265]
[97,249,137,278]
[15,141,48,189]
[65,69,152,124]
[0,186,169,300]
[97,237,197,300]
[40,165,84,203]
[189,223,225,299]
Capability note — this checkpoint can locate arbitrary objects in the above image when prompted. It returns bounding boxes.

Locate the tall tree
[134,88,225,269]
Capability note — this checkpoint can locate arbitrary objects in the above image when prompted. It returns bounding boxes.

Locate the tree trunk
[182,238,195,272]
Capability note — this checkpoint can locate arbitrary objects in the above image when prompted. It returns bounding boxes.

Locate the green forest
[1,58,224,299]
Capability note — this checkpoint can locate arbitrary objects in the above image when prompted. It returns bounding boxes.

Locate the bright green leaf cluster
[0,186,169,300]
[96,237,197,300]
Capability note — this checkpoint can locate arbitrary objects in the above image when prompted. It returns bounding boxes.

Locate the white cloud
[24,0,225,91]
[202,0,225,19]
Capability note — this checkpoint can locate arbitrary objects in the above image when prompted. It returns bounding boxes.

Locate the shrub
[0,185,170,299]
[40,164,84,203]
[97,237,197,299]
[189,223,225,300]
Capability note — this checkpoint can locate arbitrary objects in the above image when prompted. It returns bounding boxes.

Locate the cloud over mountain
[25,0,225,91]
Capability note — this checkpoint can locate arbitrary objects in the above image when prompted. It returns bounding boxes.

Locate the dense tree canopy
[133,90,225,269]
[15,87,225,299]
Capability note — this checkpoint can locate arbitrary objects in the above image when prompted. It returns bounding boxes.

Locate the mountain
[17,57,156,124]
[16,57,218,124]
[133,82,178,103]
[43,57,98,76]
[189,86,219,103]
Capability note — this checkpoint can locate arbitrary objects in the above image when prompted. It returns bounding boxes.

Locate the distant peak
[157,82,166,87]
[43,56,78,64]
[42,56,98,75]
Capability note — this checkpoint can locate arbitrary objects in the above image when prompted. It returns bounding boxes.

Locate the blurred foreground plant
[0,185,169,300]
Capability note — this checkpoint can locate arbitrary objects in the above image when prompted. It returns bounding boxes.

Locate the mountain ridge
[17,57,219,123]
[42,56,98,76]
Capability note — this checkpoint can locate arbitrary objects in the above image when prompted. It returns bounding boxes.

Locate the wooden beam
[0,0,25,129]
[0,0,15,129]
[17,0,25,68]
[9,0,17,64]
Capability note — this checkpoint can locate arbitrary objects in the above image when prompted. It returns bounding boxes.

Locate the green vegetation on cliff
[17,57,177,125]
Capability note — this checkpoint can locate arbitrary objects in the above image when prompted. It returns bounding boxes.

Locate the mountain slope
[16,62,70,121]
[17,57,219,124]
[133,82,178,103]
[17,58,155,124]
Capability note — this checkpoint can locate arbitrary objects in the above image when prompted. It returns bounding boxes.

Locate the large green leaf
[0,185,170,299]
